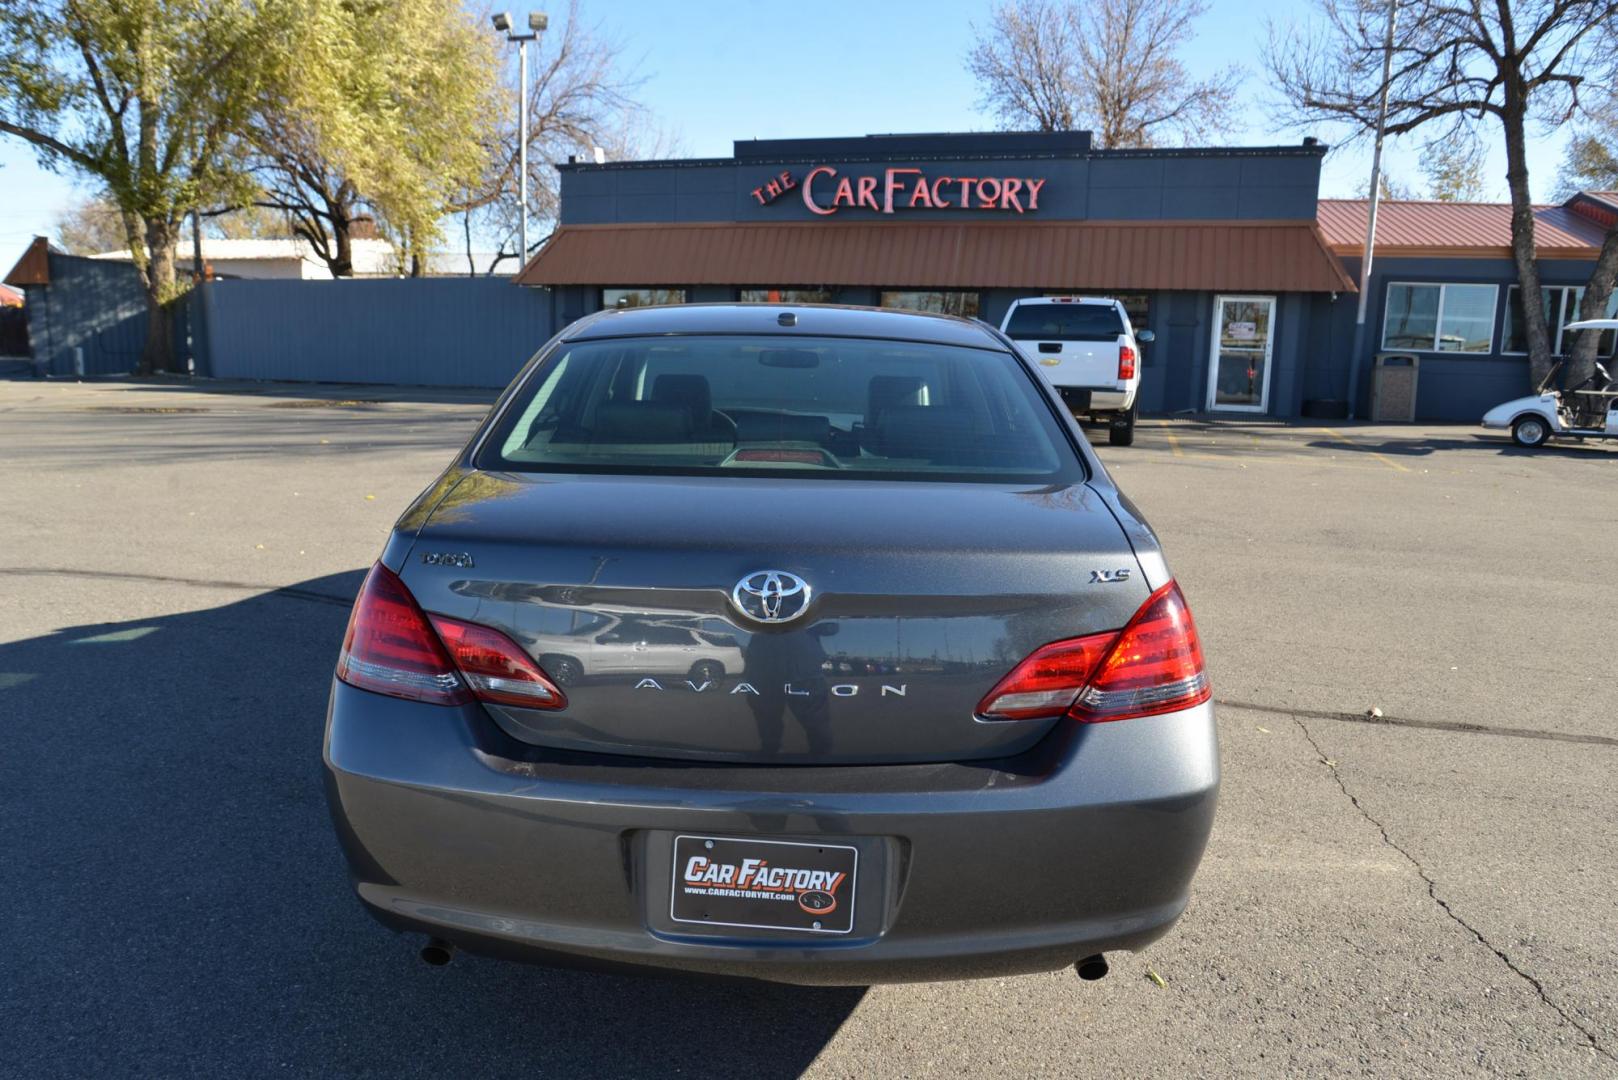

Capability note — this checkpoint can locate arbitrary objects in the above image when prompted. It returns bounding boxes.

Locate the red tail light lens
[977,581,1209,723]
[1118,344,1138,381]
[337,563,566,710]
[336,564,469,705]
[429,614,566,710]
[976,632,1115,720]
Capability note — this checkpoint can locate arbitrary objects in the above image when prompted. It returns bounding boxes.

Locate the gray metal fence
[202,278,555,387]
[22,252,151,376]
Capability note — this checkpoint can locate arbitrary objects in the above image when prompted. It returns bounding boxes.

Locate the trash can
[1371,353,1419,422]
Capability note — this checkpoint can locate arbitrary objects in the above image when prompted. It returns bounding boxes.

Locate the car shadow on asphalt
[0,569,863,1079]
[1305,434,1616,459]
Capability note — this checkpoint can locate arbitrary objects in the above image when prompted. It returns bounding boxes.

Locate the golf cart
[1481,319,1618,448]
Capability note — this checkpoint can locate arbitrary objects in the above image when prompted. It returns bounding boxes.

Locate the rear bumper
[1055,386,1134,413]
[323,680,1219,985]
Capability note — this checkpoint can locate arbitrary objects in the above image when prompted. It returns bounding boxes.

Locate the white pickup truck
[999,296,1152,446]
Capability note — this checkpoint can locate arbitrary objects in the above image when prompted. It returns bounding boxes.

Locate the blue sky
[0,0,1572,269]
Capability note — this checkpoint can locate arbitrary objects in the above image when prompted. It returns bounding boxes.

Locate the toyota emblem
[731,570,812,624]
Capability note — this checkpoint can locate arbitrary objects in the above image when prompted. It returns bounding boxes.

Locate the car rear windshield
[1004,304,1126,341]
[479,334,1083,483]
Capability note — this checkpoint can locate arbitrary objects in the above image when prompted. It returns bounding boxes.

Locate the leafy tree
[1358,172,1417,200]
[0,0,302,372]
[1422,133,1486,202]
[1555,95,1618,373]
[1267,0,1618,388]
[1556,95,1618,198]
[967,0,1240,148]
[249,0,499,278]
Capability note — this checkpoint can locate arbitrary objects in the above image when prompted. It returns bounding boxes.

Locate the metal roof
[515,219,1356,294]
[1317,199,1608,258]
[564,302,1004,348]
[3,237,53,286]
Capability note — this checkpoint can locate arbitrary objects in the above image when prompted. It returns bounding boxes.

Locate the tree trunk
[330,218,354,278]
[1566,224,1618,389]
[138,218,180,375]
[1501,101,1556,389]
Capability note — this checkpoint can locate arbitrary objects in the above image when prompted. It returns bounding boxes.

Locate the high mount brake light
[976,581,1209,723]
[336,563,566,710]
[1118,344,1138,381]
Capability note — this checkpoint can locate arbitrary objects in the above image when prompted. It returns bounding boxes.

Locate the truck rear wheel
[1108,405,1138,447]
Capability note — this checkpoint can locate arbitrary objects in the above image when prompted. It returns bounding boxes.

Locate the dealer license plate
[670,835,857,935]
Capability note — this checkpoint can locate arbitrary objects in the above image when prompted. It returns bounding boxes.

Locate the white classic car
[1481,319,1618,447]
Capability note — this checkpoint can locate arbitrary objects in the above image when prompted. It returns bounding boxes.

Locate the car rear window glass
[1004,304,1126,341]
[480,335,1083,483]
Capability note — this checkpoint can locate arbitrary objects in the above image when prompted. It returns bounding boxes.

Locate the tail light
[429,614,565,709]
[977,581,1208,723]
[337,563,566,710]
[1118,344,1137,381]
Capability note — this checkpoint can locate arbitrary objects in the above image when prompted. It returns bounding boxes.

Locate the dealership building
[515,130,1616,422]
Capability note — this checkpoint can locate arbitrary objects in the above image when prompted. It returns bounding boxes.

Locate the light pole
[1346,0,1398,421]
[491,11,548,269]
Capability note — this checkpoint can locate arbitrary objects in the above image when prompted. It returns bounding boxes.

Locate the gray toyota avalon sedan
[323,303,1217,985]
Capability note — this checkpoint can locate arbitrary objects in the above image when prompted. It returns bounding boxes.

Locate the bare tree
[456,0,648,275]
[967,0,1240,148]
[1267,0,1618,388]
[54,195,128,254]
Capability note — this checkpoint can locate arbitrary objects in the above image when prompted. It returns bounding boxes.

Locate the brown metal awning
[4,236,52,286]
[515,219,1356,294]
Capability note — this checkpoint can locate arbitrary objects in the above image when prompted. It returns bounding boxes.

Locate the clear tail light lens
[337,563,566,710]
[977,581,1209,723]
[1118,344,1138,381]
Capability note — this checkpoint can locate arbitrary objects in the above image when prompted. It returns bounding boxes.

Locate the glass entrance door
[1206,295,1276,412]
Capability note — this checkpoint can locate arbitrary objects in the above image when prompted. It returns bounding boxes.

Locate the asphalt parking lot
[3,379,1615,1078]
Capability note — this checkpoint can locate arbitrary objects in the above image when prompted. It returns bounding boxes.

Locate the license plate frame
[669,834,858,935]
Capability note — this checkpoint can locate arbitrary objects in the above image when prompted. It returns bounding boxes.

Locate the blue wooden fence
[202,277,555,387]
[22,252,151,376]
[17,253,556,387]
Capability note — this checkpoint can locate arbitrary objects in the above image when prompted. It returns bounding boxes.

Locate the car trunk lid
[399,471,1149,764]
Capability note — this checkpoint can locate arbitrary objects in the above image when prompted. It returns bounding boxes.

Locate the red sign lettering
[779,165,1046,216]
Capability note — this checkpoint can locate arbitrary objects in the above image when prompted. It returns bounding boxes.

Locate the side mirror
[1136,330,1155,344]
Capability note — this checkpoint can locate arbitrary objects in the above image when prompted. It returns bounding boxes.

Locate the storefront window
[739,288,836,304]
[880,291,981,318]
[1111,293,1151,333]
[1381,283,1495,352]
[603,288,686,309]
[1503,286,1618,356]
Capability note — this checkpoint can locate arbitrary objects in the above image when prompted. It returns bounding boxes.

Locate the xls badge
[670,835,857,934]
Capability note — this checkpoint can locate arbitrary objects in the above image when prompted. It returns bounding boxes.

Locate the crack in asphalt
[1294,716,1617,1066]
[1221,698,1618,750]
